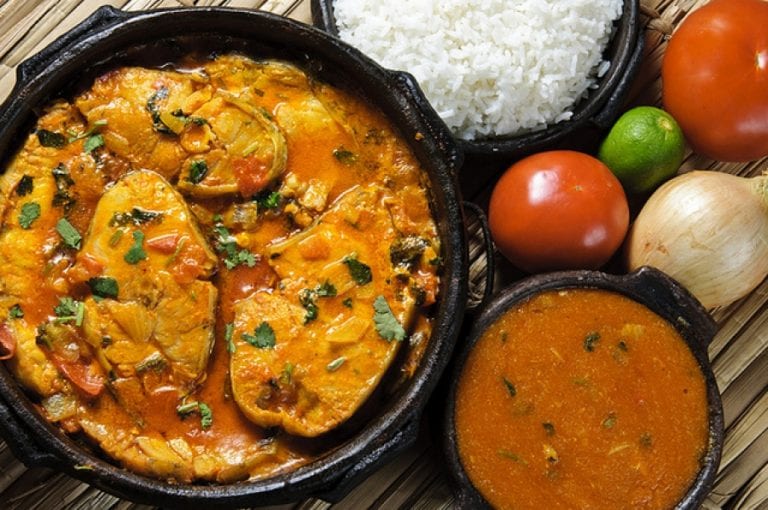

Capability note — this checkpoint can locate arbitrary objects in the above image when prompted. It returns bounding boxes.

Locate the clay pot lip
[442,266,724,509]
[0,6,469,508]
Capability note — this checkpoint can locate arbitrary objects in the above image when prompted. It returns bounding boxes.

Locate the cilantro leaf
[83,134,104,154]
[109,208,163,227]
[52,164,76,212]
[344,255,372,285]
[16,175,33,196]
[124,230,147,264]
[18,202,41,229]
[332,146,357,165]
[242,321,276,349]
[212,222,256,270]
[198,402,213,429]
[187,160,208,184]
[298,281,337,324]
[176,400,213,430]
[225,322,235,354]
[8,304,24,319]
[583,331,601,352]
[53,296,85,327]
[56,217,82,249]
[36,129,66,148]
[254,190,281,209]
[373,295,406,342]
[87,277,119,299]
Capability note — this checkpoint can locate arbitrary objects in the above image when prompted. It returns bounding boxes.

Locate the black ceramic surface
[311,0,645,163]
[0,6,470,508]
[443,266,724,509]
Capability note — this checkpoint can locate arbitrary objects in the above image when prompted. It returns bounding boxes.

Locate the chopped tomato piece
[50,353,105,398]
[233,155,271,197]
[147,233,180,254]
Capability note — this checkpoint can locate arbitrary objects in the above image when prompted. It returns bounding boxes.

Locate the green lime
[598,106,686,194]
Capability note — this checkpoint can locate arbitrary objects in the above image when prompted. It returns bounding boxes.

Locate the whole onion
[626,170,768,309]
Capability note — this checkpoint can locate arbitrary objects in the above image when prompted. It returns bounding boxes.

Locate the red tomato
[488,151,629,272]
[662,0,768,162]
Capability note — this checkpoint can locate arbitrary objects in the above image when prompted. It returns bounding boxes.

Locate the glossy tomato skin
[662,0,768,162]
[488,150,629,273]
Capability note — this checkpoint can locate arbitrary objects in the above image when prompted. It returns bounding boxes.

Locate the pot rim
[0,6,469,507]
[442,266,724,509]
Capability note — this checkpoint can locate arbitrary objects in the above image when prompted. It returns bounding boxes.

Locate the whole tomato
[662,0,768,162]
[488,150,629,273]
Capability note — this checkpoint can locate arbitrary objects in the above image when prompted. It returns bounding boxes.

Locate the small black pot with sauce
[442,267,724,509]
[0,7,472,508]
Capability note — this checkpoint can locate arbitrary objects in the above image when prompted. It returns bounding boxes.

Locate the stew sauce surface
[0,55,440,483]
[455,289,709,509]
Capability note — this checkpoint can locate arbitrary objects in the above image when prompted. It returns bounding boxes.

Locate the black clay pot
[311,0,645,163]
[443,266,724,509]
[0,7,470,508]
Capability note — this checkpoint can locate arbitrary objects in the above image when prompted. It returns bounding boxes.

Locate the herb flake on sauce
[502,377,517,397]
[56,218,82,249]
[18,202,40,229]
[124,231,147,264]
[373,295,405,342]
[344,255,372,285]
[242,321,276,349]
[583,331,601,352]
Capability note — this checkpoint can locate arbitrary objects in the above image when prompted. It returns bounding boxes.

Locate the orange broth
[455,289,709,509]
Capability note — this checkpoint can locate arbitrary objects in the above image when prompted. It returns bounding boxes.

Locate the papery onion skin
[627,171,768,309]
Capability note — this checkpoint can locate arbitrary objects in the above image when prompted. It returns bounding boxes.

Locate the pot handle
[386,70,464,175]
[463,202,494,311]
[624,266,718,347]
[0,391,60,468]
[590,33,645,130]
[15,6,128,85]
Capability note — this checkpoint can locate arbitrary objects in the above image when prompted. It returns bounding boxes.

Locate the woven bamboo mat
[0,0,766,508]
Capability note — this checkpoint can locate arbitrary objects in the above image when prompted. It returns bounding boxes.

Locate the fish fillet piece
[76,169,218,389]
[230,185,416,437]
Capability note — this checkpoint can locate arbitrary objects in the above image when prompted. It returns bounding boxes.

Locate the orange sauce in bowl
[454,289,709,509]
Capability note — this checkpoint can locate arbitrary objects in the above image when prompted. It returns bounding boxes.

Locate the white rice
[333,0,623,140]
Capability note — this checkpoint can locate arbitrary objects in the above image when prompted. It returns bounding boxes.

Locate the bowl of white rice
[311,0,643,161]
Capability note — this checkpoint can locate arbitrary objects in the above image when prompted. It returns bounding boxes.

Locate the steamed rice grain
[333,0,623,140]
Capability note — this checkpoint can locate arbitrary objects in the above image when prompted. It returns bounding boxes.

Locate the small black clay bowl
[311,0,644,162]
[443,266,723,509]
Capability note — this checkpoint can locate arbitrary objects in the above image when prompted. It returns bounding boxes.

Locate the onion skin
[626,171,768,309]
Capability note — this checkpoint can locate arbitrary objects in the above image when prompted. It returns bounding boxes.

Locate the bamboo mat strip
[0,1,766,509]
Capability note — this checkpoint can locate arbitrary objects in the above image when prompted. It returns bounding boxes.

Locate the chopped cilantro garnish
[225,323,235,354]
[52,164,76,212]
[56,218,82,249]
[344,255,372,285]
[332,146,357,165]
[8,304,24,319]
[16,175,33,196]
[187,160,208,184]
[212,222,256,270]
[373,295,405,342]
[342,297,353,308]
[583,331,601,352]
[87,277,119,299]
[176,400,213,430]
[242,321,276,349]
[83,134,104,154]
[503,377,517,397]
[146,87,173,134]
[109,208,163,227]
[326,356,346,372]
[254,190,281,209]
[124,230,147,264]
[299,281,337,324]
[18,202,40,229]
[36,129,66,148]
[53,297,85,327]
